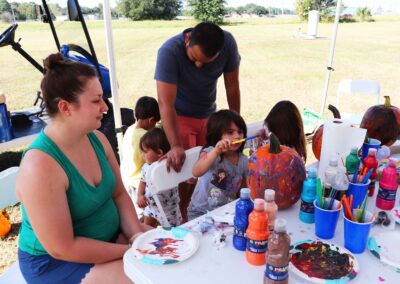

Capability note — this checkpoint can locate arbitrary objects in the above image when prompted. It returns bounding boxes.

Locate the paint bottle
[362,148,378,197]
[264,218,290,284]
[264,189,278,231]
[233,188,254,251]
[299,167,317,224]
[324,155,338,197]
[332,167,349,201]
[0,94,13,143]
[376,158,398,210]
[246,198,269,266]
[345,146,360,174]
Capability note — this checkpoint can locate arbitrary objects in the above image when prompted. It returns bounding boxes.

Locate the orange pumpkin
[360,96,400,146]
[248,133,306,208]
[0,210,11,237]
[312,105,341,160]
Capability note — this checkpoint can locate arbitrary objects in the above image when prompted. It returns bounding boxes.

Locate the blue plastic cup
[347,177,370,209]
[361,138,381,161]
[314,199,341,239]
[343,210,373,254]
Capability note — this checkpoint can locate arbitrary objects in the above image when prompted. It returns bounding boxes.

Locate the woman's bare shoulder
[17,149,68,196]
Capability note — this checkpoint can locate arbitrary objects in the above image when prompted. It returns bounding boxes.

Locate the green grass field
[1,16,399,124]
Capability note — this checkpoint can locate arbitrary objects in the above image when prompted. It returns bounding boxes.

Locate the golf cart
[0,0,134,158]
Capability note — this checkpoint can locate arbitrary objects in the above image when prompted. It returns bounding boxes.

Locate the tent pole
[102,0,123,162]
[320,0,343,115]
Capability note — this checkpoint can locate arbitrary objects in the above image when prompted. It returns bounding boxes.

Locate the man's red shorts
[177,115,208,150]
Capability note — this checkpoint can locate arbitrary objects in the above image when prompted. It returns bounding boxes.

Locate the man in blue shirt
[155,22,241,172]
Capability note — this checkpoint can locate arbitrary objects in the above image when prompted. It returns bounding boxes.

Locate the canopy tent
[320,0,343,115]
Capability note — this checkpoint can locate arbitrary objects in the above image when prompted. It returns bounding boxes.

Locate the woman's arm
[94,131,148,239]
[17,150,128,264]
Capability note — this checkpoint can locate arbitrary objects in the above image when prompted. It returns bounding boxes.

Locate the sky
[8,0,400,12]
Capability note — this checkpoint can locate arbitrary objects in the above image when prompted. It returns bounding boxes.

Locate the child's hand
[215,138,232,154]
[137,195,148,208]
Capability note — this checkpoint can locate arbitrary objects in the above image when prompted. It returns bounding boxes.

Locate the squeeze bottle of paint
[264,218,290,284]
[233,188,254,251]
[376,158,398,210]
[264,189,278,231]
[363,148,378,197]
[324,156,338,197]
[0,94,13,143]
[345,147,360,175]
[299,167,317,224]
[246,198,269,266]
[333,167,349,201]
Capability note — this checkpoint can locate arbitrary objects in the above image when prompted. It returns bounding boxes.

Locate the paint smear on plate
[136,238,183,259]
[291,241,355,280]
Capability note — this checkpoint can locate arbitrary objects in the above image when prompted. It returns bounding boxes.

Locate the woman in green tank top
[17,53,149,284]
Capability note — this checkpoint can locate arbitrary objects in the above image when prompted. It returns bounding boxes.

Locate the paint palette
[391,207,400,225]
[289,240,359,283]
[131,227,200,265]
[368,231,400,271]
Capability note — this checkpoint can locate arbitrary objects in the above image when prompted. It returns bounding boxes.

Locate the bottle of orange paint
[246,198,269,266]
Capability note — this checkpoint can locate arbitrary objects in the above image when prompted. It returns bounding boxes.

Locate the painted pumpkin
[0,210,11,238]
[248,133,306,208]
[312,105,341,160]
[360,96,400,146]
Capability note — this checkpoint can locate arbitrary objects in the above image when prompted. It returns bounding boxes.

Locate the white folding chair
[0,166,19,209]
[0,167,26,284]
[336,79,380,125]
[145,146,202,226]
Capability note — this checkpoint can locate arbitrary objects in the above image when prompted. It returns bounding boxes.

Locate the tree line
[0,0,373,24]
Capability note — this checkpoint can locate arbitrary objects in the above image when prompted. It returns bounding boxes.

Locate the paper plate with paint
[391,207,400,224]
[132,227,200,265]
[289,240,359,283]
[368,231,400,270]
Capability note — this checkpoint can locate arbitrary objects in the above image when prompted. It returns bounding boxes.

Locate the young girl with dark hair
[264,100,307,162]
[137,128,181,227]
[187,109,248,220]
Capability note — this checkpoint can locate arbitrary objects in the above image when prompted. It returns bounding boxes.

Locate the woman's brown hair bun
[43,53,65,72]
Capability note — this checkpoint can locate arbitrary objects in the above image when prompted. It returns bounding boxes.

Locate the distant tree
[117,0,181,20]
[296,0,336,21]
[187,0,225,24]
[0,0,11,13]
[356,7,372,22]
[47,3,65,16]
[244,3,268,16]
[0,11,12,22]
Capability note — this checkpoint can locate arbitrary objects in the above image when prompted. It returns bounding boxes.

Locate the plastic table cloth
[123,182,400,284]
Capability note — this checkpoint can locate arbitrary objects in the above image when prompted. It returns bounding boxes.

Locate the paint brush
[349,194,353,211]
[352,162,361,183]
[327,189,336,210]
[336,199,343,210]
[361,168,373,184]
[340,157,350,181]
[342,195,354,221]
[231,135,259,145]
[369,211,378,222]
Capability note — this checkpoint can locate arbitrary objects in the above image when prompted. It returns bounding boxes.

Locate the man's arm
[156,80,186,171]
[224,67,240,114]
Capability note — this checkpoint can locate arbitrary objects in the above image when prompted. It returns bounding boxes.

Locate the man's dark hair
[189,22,225,58]
[134,96,160,121]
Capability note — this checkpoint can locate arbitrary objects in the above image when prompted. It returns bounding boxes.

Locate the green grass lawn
[1,16,399,124]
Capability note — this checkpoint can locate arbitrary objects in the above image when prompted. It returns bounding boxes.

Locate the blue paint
[171,227,189,239]
[299,168,317,224]
[233,188,254,251]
